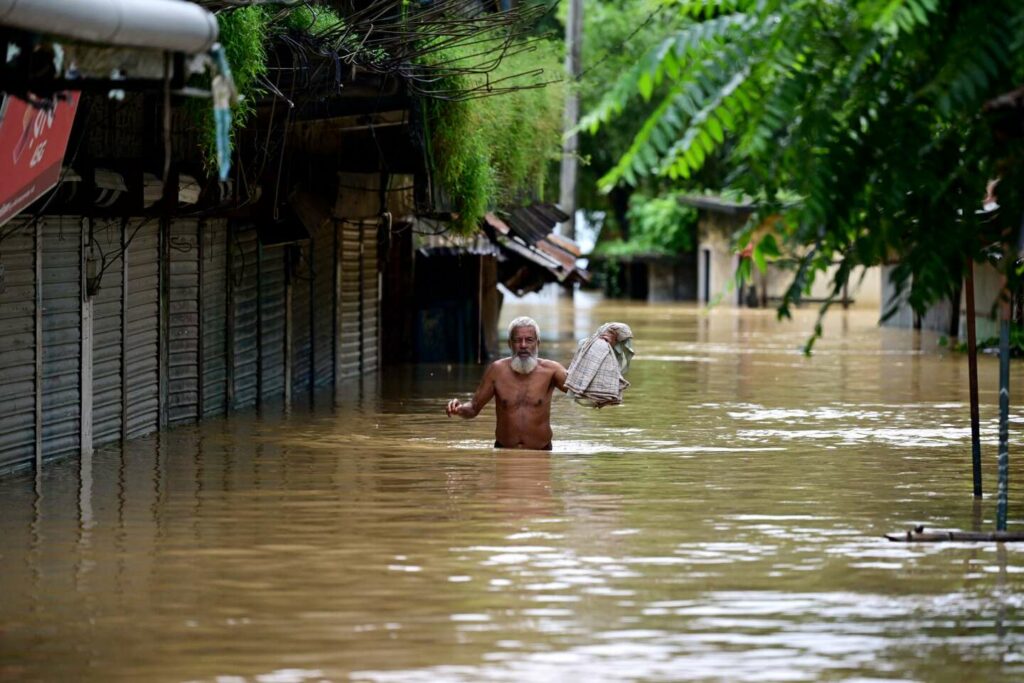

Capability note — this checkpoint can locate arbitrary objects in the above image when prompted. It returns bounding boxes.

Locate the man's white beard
[510,353,539,375]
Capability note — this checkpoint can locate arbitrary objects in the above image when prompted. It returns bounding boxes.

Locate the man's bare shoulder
[537,358,567,373]
[486,358,514,376]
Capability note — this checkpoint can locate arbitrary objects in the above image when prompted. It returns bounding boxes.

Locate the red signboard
[0,92,80,227]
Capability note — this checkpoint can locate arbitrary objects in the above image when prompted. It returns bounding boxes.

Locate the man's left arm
[552,361,568,393]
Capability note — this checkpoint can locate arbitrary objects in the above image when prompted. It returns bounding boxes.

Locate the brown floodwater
[2,295,1023,682]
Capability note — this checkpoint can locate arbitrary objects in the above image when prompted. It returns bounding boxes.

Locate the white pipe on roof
[0,0,218,54]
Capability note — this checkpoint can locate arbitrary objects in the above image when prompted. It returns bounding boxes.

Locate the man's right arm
[446,363,497,419]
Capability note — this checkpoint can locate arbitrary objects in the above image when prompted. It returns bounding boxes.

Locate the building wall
[878,263,976,336]
[0,212,382,478]
[959,261,1003,342]
[698,211,881,308]
[648,255,698,302]
[759,263,881,308]
[697,212,742,305]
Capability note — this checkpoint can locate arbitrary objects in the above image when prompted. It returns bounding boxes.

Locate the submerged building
[0,0,566,476]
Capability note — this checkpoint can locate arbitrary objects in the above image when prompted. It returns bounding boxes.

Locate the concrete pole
[559,0,583,242]
[996,273,1011,532]
[80,217,93,458]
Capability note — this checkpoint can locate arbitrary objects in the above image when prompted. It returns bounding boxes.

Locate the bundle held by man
[564,322,634,407]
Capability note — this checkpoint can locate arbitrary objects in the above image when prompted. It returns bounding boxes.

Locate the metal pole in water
[997,285,1010,531]
[966,258,982,498]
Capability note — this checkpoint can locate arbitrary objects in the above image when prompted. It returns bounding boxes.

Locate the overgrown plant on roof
[189,5,270,171]
[191,3,350,170]
[423,37,564,234]
[191,0,560,200]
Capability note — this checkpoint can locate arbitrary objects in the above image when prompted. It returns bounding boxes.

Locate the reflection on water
[2,297,1024,682]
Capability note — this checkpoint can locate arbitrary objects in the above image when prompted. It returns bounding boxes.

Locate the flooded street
[2,296,1023,682]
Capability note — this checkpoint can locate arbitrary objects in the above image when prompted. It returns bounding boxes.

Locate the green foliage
[574,1,692,227]
[192,5,349,170]
[602,257,623,298]
[280,4,343,35]
[595,194,696,255]
[426,93,494,235]
[219,6,271,102]
[583,0,1024,347]
[190,5,270,171]
[423,38,564,234]
[947,324,1024,357]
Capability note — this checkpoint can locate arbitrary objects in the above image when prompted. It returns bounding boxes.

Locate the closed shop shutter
[124,219,159,439]
[338,220,360,379]
[231,225,259,409]
[0,218,38,473]
[41,216,81,459]
[291,242,313,397]
[201,220,227,417]
[259,245,286,402]
[313,219,335,388]
[361,221,379,373]
[91,219,124,446]
[168,219,200,425]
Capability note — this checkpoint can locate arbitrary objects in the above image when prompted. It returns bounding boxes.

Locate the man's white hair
[507,316,540,342]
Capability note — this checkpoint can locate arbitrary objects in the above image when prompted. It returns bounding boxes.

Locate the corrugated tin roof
[503,203,570,246]
[483,204,590,286]
[418,244,500,258]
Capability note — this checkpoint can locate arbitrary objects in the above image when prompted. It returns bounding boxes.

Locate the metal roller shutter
[259,245,286,402]
[291,241,313,397]
[231,225,259,409]
[361,221,379,373]
[201,220,227,417]
[124,218,160,439]
[313,219,335,388]
[0,218,38,473]
[338,220,360,379]
[168,219,200,425]
[90,218,123,446]
[41,216,81,459]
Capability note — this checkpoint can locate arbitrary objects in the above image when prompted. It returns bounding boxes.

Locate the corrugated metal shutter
[361,221,379,373]
[231,225,259,409]
[124,219,160,439]
[41,216,81,459]
[0,218,38,472]
[201,220,227,417]
[291,242,313,397]
[313,219,335,388]
[338,220,360,379]
[259,245,286,402]
[91,218,123,446]
[168,219,200,425]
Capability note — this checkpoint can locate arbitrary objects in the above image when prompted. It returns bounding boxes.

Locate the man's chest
[494,375,552,408]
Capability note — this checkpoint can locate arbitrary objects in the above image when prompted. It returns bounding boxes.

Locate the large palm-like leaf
[583,0,1024,346]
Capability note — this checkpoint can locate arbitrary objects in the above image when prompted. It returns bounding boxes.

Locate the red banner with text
[0,92,80,227]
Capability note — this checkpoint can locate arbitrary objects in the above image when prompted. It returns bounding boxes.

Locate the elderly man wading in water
[446,316,569,450]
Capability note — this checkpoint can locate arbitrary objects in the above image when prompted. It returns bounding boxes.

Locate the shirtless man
[446,316,567,450]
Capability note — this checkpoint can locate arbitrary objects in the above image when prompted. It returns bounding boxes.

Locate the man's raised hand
[446,398,463,418]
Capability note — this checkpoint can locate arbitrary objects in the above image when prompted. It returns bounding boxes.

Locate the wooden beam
[886,527,1024,543]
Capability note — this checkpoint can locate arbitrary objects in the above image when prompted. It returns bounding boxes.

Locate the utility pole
[559,0,583,242]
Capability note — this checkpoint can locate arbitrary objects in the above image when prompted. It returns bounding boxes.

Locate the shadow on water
[1,298,1023,681]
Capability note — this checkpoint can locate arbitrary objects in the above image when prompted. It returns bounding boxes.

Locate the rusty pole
[965,258,983,498]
